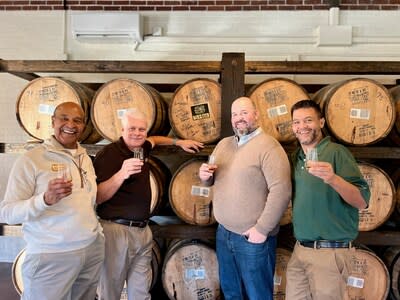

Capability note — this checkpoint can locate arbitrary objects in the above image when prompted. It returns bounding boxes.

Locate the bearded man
[199,96,291,300]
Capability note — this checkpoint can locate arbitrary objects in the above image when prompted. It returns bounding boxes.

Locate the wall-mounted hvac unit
[71,12,143,43]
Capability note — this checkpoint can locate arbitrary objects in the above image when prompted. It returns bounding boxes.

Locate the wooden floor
[0,263,19,300]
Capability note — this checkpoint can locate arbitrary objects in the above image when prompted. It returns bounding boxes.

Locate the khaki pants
[98,220,153,300]
[285,242,354,300]
[22,233,105,300]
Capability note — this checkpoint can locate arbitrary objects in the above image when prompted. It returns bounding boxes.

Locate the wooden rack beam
[3,59,400,75]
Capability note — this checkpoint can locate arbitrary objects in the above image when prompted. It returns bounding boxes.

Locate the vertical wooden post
[220,53,245,139]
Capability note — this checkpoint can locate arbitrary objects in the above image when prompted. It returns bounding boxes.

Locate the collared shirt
[236,127,262,146]
[291,136,370,242]
[94,138,152,221]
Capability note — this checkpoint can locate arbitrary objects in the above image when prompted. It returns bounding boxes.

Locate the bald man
[199,97,291,300]
[0,102,104,300]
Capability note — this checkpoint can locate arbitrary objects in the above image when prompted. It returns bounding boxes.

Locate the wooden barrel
[313,78,395,146]
[358,162,396,231]
[273,247,292,300]
[162,239,220,300]
[381,246,400,300]
[169,78,221,144]
[149,156,171,216]
[150,239,162,290]
[91,78,170,142]
[16,77,102,143]
[247,78,310,143]
[279,201,292,226]
[386,85,400,146]
[344,248,389,300]
[11,248,25,295]
[169,158,216,226]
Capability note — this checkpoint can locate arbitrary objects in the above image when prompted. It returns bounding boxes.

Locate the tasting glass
[132,148,144,160]
[305,148,318,171]
[56,164,72,182]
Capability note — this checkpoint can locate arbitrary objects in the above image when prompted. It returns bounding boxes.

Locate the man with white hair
[94,108,203,300]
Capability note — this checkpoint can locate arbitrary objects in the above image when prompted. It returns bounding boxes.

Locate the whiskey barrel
[169,158,216,226]
[162,239,220,300]
[11,248,25,295]
[386,86,400,146]
[273,247,292,300]
[169,78,221,144]
[344,248,389,300]
[149,156,171,216]
[16,77,102,143]
[381,246,400,300]
[150,239,162,290]
[358,162,396,231]
[313,78,395,146]
[91,78,170,142]
[248,78,310,143]
[279,201,292,226]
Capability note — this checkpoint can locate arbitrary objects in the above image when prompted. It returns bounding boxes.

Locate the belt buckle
[314,241,321,249]
[129,220,134,227]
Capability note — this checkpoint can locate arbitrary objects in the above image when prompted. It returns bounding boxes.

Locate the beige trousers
[98,220,153,300]
[285,242,355,300]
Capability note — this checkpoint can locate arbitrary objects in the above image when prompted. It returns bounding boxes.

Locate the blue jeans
[216,224,277,300]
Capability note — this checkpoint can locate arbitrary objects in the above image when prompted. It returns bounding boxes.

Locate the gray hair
[121,108,148,128]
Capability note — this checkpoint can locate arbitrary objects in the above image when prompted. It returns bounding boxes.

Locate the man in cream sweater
[199,96,291,300]
[0,102,104,300]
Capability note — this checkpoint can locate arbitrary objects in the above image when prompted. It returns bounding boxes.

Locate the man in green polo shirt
[285,99,370,300]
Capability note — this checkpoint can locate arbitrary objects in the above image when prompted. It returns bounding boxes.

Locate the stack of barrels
[14,75,400,299]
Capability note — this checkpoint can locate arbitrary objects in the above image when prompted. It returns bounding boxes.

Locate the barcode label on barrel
[117,109,128,119]
[347,276,364,288]
[274,275,282,286]
[350,108,370,120]
[38,104,55,115]
[185,267,206,280]
[268,105,288,118]
[191,186,210,197]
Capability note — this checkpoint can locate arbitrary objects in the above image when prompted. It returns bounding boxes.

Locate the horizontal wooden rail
[3,60,400,76]
[0,60,222,74]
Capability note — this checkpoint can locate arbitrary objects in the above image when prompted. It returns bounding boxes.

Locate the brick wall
[0,0,399,11]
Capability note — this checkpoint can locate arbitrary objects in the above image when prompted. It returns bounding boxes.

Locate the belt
[108,218,149,228]
[299,240,352,249]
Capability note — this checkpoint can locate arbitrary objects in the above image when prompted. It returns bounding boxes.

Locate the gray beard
[234,126,257,137]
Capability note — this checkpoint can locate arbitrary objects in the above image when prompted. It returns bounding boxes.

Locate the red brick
[199,0,216,4]
[138,6,155,10]
[260,5,278,9]
[304,0,322,4]
[156,6,173,10]
[173,5,190,10]
[182,1,198,4]
[23,5,39,9]
[226,5,242,10]
[250,0,268,4]
[207,5,225,10]
[243,5,260,10]
[190,5,207,9]
[147,1,164,4]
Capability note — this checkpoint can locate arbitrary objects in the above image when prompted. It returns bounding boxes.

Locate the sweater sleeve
[0,155,49,225]
[254,143,292,236]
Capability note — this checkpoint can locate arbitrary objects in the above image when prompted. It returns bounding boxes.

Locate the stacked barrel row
[14,76,400,299]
